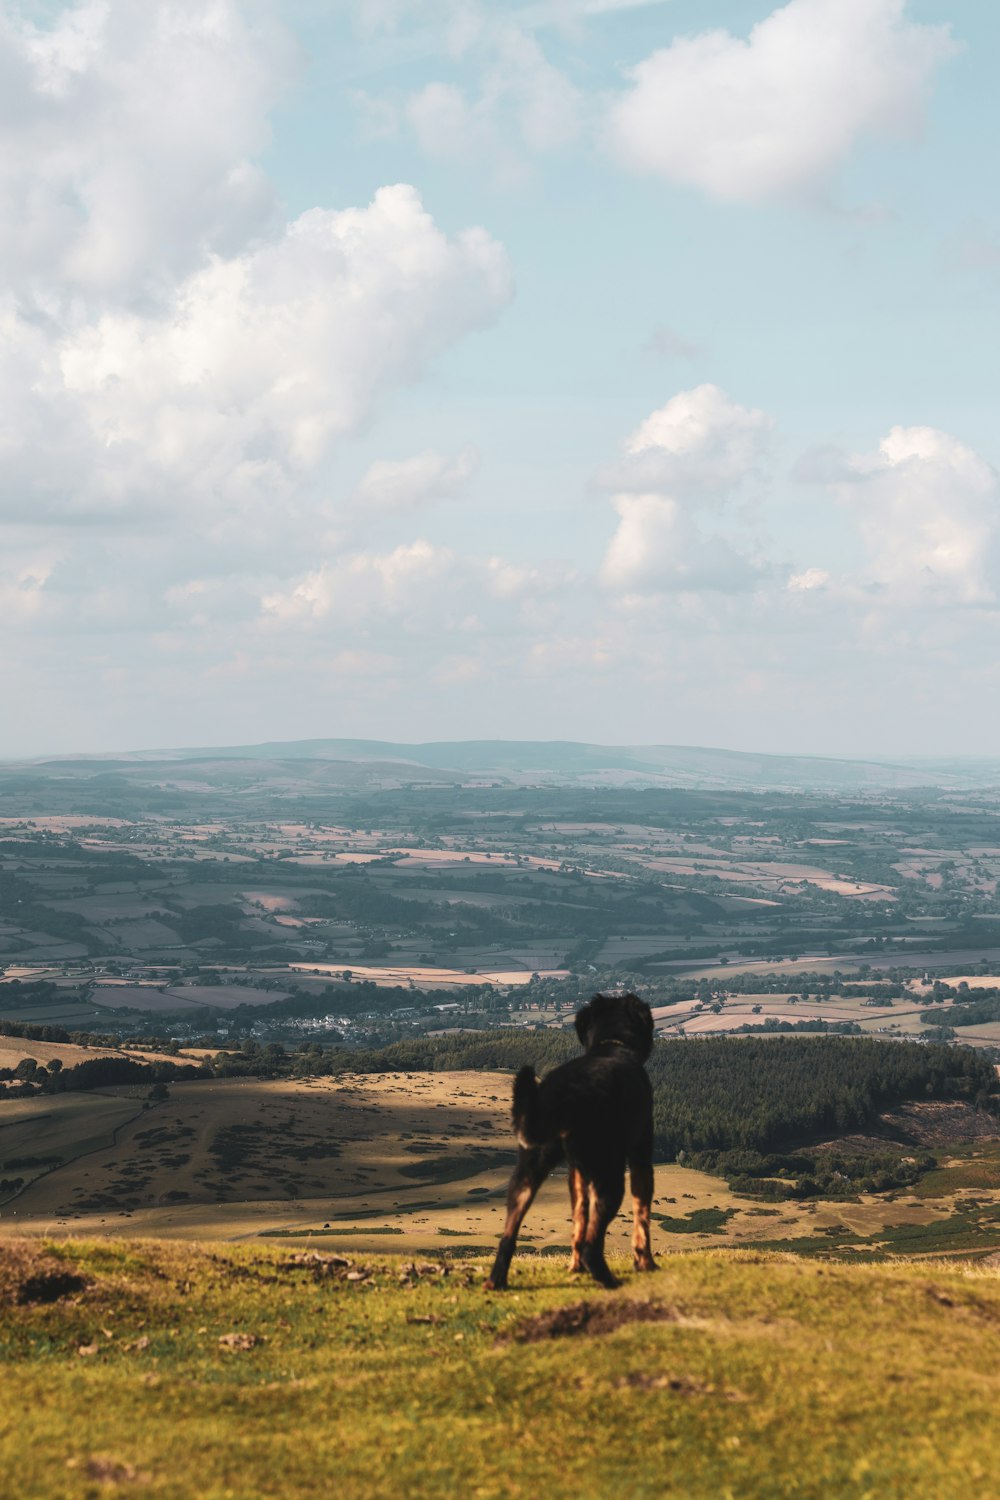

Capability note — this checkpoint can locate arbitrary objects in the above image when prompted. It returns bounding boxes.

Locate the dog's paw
[634,1255,658,1273]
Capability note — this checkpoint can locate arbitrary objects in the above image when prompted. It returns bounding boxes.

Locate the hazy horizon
[4,1,998,760]
[6,731,993,775]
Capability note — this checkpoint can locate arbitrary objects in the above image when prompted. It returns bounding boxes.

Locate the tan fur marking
[630,1164,656,1271]
[568,1167,587,1272]
[502,1181,534,1239]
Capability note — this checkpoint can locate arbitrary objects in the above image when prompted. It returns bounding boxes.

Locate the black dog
[485,992,656,1291]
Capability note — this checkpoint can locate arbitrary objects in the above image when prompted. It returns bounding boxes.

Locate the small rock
[218,1332,265,1352]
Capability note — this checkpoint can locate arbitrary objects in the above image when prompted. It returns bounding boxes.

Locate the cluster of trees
[0,868,99,952]
[0,1013,75,1041]
[702,1146,936,1200]
[922,992,1000,1028]
[645,1036,995,1158]
[735,1019,862,1035]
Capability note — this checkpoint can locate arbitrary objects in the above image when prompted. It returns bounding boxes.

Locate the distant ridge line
[16,737,1000,792]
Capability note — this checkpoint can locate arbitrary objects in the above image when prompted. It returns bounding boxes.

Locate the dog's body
[485,993,657,1291]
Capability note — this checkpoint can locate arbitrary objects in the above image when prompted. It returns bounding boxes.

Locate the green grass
[655,1207,736,1234]
[1,1238,999,1498]
[909,1141,1000,1199]
[747,1201,1000,1260]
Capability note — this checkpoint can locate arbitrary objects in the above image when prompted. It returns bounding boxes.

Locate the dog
[485,992,657,1291]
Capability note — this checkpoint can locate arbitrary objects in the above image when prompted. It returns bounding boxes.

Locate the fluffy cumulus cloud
[601,494,767,593]
[599,386,775,595]
[606,0,956,201]
[0,4,513,553]
[613,384,773,494]
[48,187,509,516]
[809,426,1000,606]
[0,0,293,301]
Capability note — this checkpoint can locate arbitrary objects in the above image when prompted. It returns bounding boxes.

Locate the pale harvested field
[659,950,1000,982]
[0,816,134,830]
[288,962,569,988]
[0,1037,190,1071]
[635,854,893,900]
[241,892,301,912]
[930,975,1000,990]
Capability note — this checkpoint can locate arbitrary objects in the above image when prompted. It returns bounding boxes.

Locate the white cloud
[626,384,773,489]
[260,539,576,640]
[0,0,295,302]
[601,493,767,593]
[1,186,510,524]
[351,448,479,512]
[789,425,1000,610]
[787,568,830,592]
[394,13,583,175]
[261,540,457,624]
[846,426,999,604]
[607,0,955,201]
[618,383,772,495]
[598,386,776,596]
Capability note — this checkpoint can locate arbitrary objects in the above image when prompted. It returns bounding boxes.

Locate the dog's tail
[512,1064,545,1148]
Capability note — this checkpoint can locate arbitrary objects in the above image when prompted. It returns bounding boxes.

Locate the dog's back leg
[568,1166,588,1273]
[628,1157,657,1272]
[485,1142,560,1291]
[580,1168,625,1289]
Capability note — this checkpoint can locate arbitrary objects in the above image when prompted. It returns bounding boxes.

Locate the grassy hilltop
[1,1238,998,1500]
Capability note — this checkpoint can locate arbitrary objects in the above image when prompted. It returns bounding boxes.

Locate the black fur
[485,992,657,1291]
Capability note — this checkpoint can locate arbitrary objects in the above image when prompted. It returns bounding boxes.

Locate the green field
[1,1238,998,1499]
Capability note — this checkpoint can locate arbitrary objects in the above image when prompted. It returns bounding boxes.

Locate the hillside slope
[1,1239,997,1499]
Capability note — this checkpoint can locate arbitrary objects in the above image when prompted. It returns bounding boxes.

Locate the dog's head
[574,992,654,1062]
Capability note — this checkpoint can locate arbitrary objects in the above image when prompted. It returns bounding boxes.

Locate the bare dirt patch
[503,1298,679,1344]
[0,1244,89,1307]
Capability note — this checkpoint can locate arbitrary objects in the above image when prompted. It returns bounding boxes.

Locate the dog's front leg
[629,1161,657,1272]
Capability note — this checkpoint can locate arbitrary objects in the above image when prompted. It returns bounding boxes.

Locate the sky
[3,0,999,760]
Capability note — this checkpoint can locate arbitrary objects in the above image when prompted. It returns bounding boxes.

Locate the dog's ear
[574,998,596,1048]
